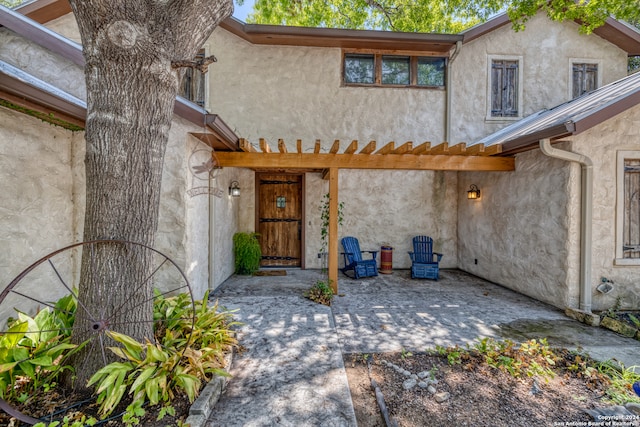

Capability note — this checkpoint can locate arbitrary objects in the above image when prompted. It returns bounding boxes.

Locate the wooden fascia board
[16,0,71,25]
[462,13,511,44]
[216,152,514,171]
[463,13,640,56]
[592,18,640,56]
[220,18,461,53]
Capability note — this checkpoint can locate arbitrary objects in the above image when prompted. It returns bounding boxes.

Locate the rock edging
[185,350,234,427]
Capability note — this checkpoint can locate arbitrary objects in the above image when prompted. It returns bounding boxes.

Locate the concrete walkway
[206,269,640,426]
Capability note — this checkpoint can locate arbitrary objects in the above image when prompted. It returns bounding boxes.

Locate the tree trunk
[67,0,232,389]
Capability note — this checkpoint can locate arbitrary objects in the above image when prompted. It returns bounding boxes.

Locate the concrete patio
[204,269,640,426]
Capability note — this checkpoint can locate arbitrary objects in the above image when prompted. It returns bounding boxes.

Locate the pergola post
[328,167,339,293]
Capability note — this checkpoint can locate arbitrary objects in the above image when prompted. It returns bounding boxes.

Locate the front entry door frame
[255,172,306,269]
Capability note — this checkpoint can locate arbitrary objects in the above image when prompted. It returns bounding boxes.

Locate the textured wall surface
[0,27,85,100]
[38,14,240,295]
[451,12,629,144]
[0,107,77,320]
[23,11,639,313]
[571,104,640,311]
[457,147,580,309]
[207,29,447,146]
[45,14,82,44]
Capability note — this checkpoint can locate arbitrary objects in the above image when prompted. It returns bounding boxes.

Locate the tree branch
[165,0,233,55]
[364,0,399,31]
[171,54,217,73]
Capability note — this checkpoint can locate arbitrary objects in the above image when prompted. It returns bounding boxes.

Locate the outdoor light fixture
[229,181,240,197]
[467,184,480,200]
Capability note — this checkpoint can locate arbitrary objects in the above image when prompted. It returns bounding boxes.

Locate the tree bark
[67,0,232,388]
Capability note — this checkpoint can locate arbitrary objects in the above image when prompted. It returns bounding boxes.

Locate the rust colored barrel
[380,245,393,274]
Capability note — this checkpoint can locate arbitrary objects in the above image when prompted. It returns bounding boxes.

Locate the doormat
[254,270,287,276]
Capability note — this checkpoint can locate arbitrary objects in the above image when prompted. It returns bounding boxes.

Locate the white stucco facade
[457,147,581,309]
[451,13,629,143]
[1,7,639,315]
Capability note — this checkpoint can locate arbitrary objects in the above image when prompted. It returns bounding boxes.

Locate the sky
[233,0,256,22]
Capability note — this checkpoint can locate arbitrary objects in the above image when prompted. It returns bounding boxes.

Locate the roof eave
[219,18,462,53]
[499,122,575,155]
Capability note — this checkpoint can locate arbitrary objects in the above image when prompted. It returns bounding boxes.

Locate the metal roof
[473,71,640,155]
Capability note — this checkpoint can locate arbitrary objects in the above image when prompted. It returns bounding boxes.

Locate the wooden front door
[257,173,304,267]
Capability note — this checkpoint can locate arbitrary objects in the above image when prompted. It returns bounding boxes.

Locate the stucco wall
[207,28,459,271]
[0,107,78,321]
[39,14,240,297]
[0,27,85,100]
[451,13,629,144]
[570,104,640,311]
[44,13,81,43]
[207,29,447,146]
[457,147,580,309]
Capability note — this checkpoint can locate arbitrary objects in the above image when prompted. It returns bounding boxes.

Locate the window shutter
[491,60,518,117]
[572,63,598,98]
[624,160,640,258]
[490,62,503,116]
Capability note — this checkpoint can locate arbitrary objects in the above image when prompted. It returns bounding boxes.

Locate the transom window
[343,52,446,88]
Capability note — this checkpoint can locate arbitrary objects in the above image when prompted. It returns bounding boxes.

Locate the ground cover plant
[303,280,334,306]
[345,338,640,426]
[0,290,237,426]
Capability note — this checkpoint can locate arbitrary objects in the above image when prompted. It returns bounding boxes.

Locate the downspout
[208,176,214,292]
[445,41,462,142]
[539,138,593,313]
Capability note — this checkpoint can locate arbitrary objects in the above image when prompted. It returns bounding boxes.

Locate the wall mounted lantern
[467,184,481,200]
[229,181,240,197]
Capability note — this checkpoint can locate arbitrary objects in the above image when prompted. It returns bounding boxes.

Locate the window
[343,52,446,88]
[616,152,640,264]
[179,50,206,107]
[417,57,446,87]
[572,63,598,98]
[490,59,519,118]
[382,56,410,85]
[344,54,375,84]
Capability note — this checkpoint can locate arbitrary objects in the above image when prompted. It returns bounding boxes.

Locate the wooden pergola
[210,137,514,292]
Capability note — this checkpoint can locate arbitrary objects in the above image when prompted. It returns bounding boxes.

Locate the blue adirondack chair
[340,236,378,279]
[408,236,443,280]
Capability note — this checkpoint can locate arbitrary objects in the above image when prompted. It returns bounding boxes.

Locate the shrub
[233,232,262,275]
[88,291,238,418]
[304,280,334,306]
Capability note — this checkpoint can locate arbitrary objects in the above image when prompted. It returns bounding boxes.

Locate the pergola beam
[216,152,515,171]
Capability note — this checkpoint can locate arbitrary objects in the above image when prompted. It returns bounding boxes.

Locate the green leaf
[28,355,53,367]
[106,331,143,357]
[45,342,77,359]
[0,321,28,349]
[18,360,36,379]
[145,377,160,405]
[146,344,168,363]
[0,361,19,373]
[129,366,157,394]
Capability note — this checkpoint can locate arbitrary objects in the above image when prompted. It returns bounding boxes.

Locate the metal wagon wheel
[0,240,195,425]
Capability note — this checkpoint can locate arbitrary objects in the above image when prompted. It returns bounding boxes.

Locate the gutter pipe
[539,138,593,312]
[445,41,462,142]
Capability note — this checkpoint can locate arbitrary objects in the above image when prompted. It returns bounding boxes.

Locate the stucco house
[1,1,640,319]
